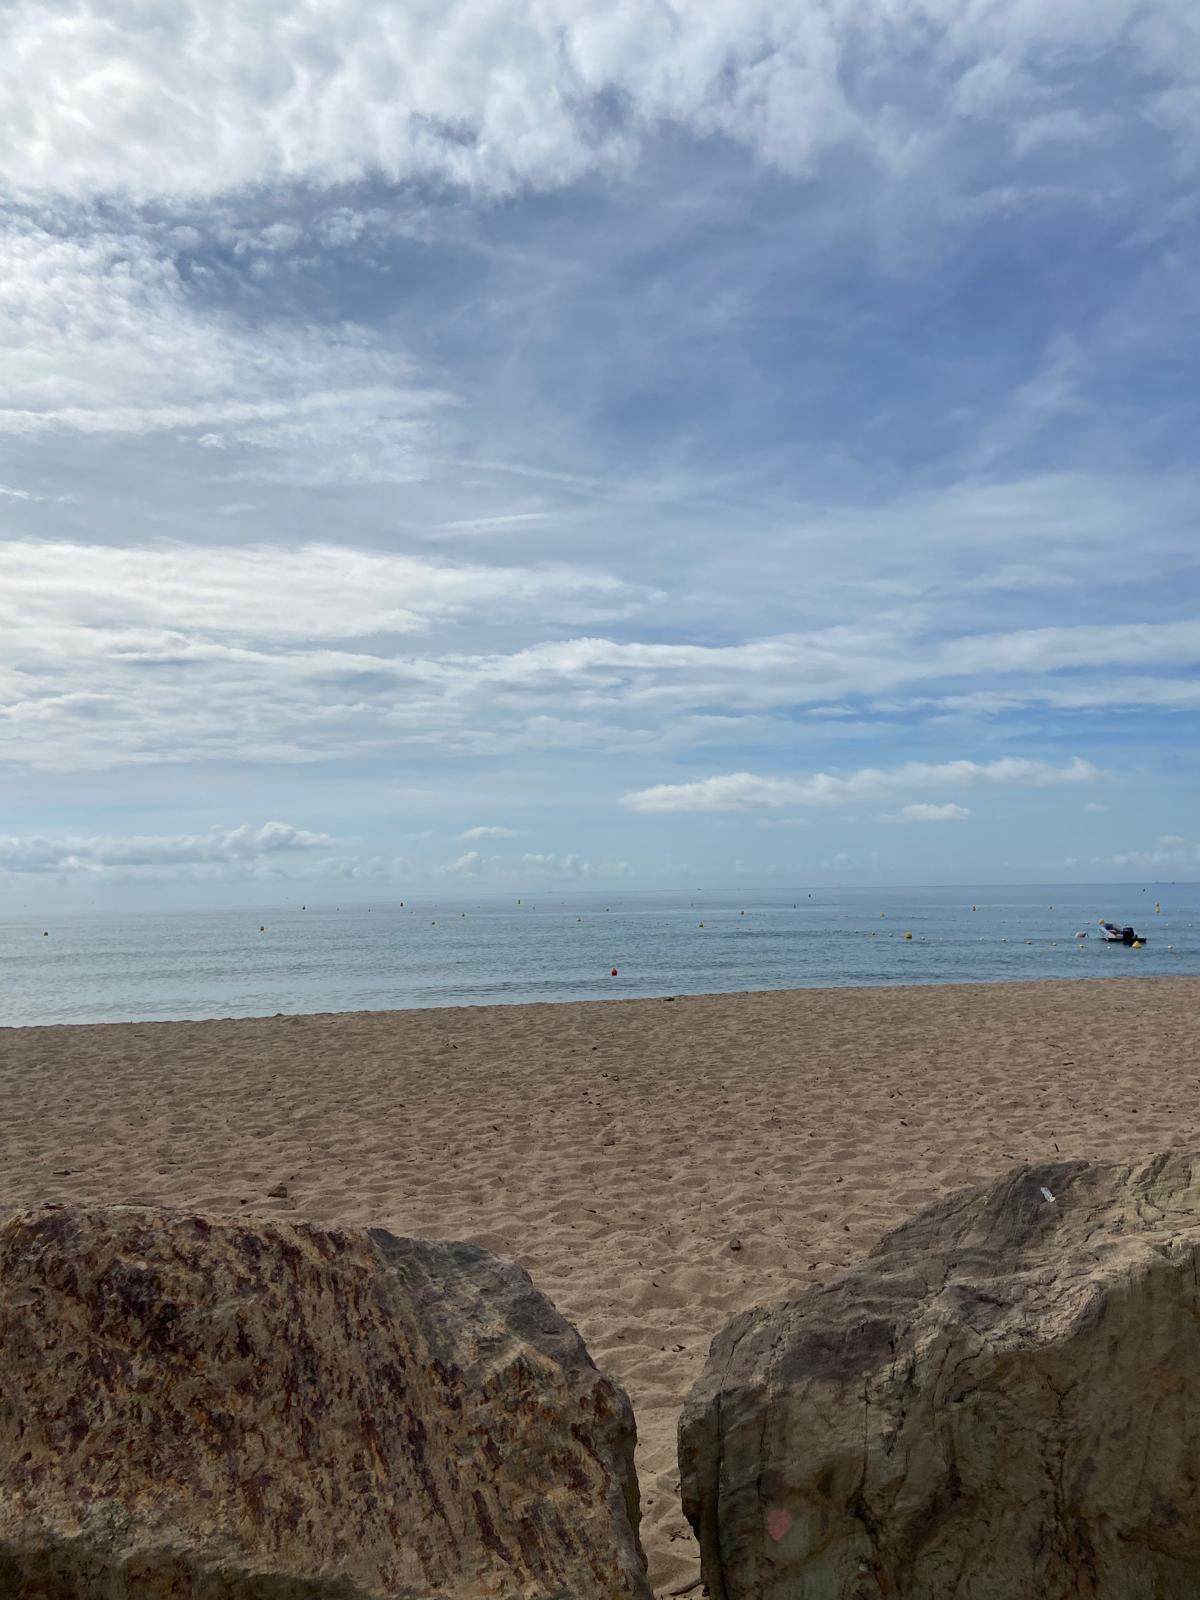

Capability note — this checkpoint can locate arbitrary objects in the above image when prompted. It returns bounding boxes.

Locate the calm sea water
[1,884,1197,1028]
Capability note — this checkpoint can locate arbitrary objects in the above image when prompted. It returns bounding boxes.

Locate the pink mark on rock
[766,1508,793,1543]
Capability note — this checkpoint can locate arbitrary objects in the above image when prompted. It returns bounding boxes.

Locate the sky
[2,0,1199,909]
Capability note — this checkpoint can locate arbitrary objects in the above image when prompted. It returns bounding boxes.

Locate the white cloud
[0,221,402,437]
[1111,836,1200,869]
[823,850,880,875]
[379,617,1200,725]
[436,850,492,876]
[13,531,1195,774]
[0,538,640,772]
[519,852,630,880]
[1,0,1194,203]
[936,621,1200,678]
[4,527,1197,777]
[0,538,620,642]
[437,513,552,534]
[886,802,972,823]
[0,214,469,498]
[459,825,519,839]
[436,849,629,880]
[1084,801,1110,813]
[0,820,332,875]
[623,757,1099,813]
[934,677,1200,716]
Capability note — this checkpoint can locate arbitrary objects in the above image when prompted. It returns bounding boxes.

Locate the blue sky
[1,0,1199,908]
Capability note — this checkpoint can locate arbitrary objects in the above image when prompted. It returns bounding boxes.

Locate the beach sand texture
[2,976,1198,1595]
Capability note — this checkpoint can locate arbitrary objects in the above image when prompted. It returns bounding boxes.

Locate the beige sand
[3,976,1198,1594]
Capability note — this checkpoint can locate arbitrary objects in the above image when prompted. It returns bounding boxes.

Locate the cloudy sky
[2,0,1199,907]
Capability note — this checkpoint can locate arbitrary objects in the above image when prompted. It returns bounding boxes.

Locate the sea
[2,882,1197,1029]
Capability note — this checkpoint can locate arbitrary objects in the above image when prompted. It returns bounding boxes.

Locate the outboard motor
[1122,926,1136,945]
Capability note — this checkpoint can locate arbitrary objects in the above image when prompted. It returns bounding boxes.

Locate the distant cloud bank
[0,822,332,876]
[622,758,1100,813]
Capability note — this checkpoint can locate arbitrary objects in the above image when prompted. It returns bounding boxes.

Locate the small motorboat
[1099,922,1146,946]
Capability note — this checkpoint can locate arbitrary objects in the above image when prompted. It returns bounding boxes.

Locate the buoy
[610,967,618,977]
[698,921,704,928]
[1132,940,1144,949]
[971,905,976,911]
[42,930,48,937]
[1156,902,1161,913]
[904,931,913,940]
[259,925,265,932]
[880,911,886,918]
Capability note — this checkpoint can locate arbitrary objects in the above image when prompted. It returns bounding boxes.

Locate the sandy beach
[3,975,1198,1594]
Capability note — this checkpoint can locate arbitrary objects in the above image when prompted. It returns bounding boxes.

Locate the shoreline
[1,967,1190,1033]
[5,976,1198,1592]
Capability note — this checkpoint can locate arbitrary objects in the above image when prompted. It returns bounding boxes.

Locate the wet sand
[3,976,1198,1593]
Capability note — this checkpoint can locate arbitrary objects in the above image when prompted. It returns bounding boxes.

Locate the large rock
[0,1203,650,1600]
[680,1153,1200,1600]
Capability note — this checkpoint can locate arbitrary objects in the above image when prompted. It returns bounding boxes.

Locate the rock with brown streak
[0,1203,650,1599]
[680,1153,1200,1600]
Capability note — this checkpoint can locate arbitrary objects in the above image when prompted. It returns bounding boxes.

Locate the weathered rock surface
[680,1153,1200,1600]
[0,1203,650,1599]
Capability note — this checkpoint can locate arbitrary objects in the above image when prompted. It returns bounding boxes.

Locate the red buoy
[610,967,618,977]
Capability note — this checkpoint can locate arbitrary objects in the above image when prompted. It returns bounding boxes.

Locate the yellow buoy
[1132,940,1144,949]
[904,931,913,940]
[1156,902,1161,913]
[880,911,886,918]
